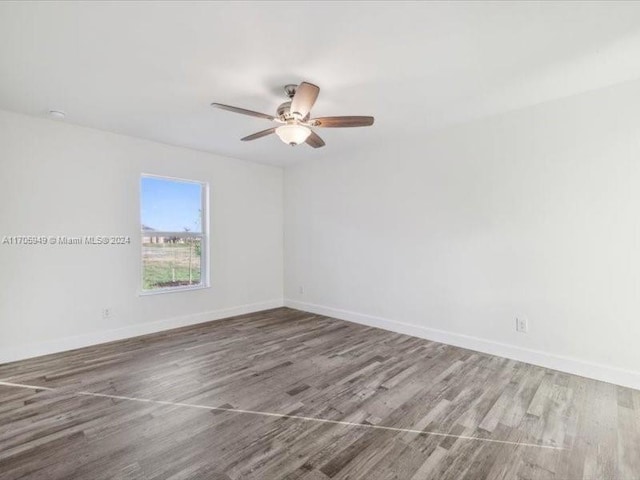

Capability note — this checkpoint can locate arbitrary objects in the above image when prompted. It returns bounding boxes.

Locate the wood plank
[0,307,637,479]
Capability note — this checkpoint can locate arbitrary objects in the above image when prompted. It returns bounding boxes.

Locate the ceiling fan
[211,82,374,148]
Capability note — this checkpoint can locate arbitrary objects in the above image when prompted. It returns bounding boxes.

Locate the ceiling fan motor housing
[277,101,292,120]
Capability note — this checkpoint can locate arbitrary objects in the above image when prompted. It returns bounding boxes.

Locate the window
[140,175,208,293]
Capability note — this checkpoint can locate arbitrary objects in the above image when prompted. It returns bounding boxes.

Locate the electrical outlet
[298,286,304,294]
[102,308,112,319]
[516,317,528,333]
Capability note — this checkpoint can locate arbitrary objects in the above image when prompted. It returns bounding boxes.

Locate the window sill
[138,284,211,296]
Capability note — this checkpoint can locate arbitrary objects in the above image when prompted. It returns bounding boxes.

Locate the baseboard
[285,299,640,391]
[0,299,284,364]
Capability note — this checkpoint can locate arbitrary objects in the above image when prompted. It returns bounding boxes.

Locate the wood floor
[0,308,638,480]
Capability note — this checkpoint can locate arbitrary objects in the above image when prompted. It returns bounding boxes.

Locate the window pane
[141,177,203,233]
[142,237,202,290]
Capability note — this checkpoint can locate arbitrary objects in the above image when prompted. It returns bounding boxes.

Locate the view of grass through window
[140,176,206,291]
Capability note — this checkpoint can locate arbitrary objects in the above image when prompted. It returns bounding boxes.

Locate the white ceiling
[2,1,640,166]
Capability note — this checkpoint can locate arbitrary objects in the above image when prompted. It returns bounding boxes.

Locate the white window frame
[139,174,210,295]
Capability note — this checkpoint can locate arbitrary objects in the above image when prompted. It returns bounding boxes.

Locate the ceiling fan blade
[305,130,325,148]
[241,128,276,141]
[211,103,275,121]
[310,116,374,128]
[290,82,320,119]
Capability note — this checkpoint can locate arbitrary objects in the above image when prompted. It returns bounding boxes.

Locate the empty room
[1,1,640,479]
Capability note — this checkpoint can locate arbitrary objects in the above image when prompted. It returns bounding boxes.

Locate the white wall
[285,79,640,390]
[0,110,283,362]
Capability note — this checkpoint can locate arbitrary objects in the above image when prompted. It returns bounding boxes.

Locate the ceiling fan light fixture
[275,123,311,146]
